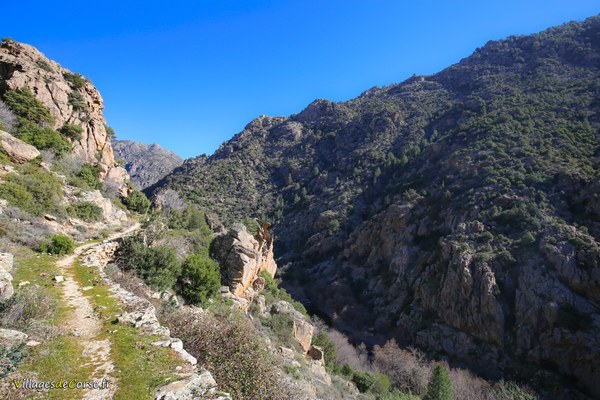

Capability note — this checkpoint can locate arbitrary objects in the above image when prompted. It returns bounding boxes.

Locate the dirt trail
[56,223,139,400]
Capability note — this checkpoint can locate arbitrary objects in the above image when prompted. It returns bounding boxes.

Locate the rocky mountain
[112,140,183,189]
[0,38,128,193]
[149,15,600,398]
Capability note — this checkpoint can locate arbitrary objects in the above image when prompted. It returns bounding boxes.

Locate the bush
[71,163,102,190]
[40,234,75,255]
[164,309,293,399]
[0,99,17,133]
[178,253,221,305]
[63,72,86,89]
[262,313,294,345]
[104,124,115,139]
[122,190,151,213]
[59,124,83,141]
[491,381,535,400]
[3,88,54,126]
[0,164,64,216]
[67,202,103,222]
[260,270,308,316]
[312,331,339,373]
[424,365,452,400]
[68,91,88,112]
[36,59,54,72]
[351,370,391,395]
[13,119,70,155]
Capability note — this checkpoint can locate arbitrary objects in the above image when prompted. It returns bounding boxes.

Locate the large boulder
[271,301,315,353]
[0,328,27,350]
[212,222,277,297]
[154,370,231,400]
[0,130,40,163]
[0,252,14,300]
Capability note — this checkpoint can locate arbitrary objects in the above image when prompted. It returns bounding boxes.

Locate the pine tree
[424,365,452,400]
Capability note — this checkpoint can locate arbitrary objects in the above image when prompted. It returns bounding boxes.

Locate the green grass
[73,259,186,400]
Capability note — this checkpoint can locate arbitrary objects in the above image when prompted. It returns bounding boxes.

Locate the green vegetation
[260,270,308,316]
[13,118,71,154]
[351,370,391,396]
[40,234,75,255]
[3,87,54,125]
[0,163,64,216]
[67,201,103,222]
[35,58,54,72]
[70,163,102,190]
[104,123,116,139]
[312,331,339,373]
[118,238,180,291]
[63,72,86,89]
[122,190,151,213]
[424,365,452,400]
[59,123,83,141]
[178,253,221,305]
[68,90,88,112]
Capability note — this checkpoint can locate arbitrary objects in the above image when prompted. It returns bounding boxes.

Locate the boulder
[154,369,231,400]
[0,252,14,300]
[308,345,325,365]
[0,329,28,350]
[271,301,315,352]
[0,130,40,163]
[212,222,277,297]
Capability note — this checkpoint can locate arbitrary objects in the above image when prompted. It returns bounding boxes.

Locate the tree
[424,365,452,400]
[122,190,151,213]
[178,253,221,305]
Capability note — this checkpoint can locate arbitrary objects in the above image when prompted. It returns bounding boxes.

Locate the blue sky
[2,1,599,158]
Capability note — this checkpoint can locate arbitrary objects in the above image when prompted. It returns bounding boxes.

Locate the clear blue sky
[2,1,599,158]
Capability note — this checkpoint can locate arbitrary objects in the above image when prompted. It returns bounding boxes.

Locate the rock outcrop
[0,130,40,163]
[270,301,314,353]
[0,252,14,300]
[212,222,277,298]
[0,328,27,350]
[0,39,128,193]
[154,370,232,400]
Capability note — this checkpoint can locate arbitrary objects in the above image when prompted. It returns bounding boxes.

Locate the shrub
[262,313,294,345]
[260,270,308,316]
[71,163,102,190]
[373,340,431,396]
[3,88,54,126]
[178,253,220,305]
[63,72,86,89]
[68,91,88,112]
[13,119,70,155]
[59,124,83,141]
[40,234,75,255]
[104,124,115,139]
[351,370,391,395]
[424,365,452,400]
[36,59,54,72]
[0,164,63,216]
[491,381,535,400]
[0,99,17,133]
[312,331,339,373]
[164,309,293,399]
[122,190,151,214]
[67,202,103,222]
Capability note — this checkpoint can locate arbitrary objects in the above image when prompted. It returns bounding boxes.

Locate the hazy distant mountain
[113,140,182,189]
[149,16,600,398]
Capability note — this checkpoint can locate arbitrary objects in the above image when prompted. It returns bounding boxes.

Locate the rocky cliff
[0,39,128,192]
[150,15,600,398]
[112,140,182,189]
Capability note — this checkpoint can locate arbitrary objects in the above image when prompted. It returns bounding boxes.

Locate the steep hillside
[112,140,182,189]
[0,38,128,193]
[150,16,600,398]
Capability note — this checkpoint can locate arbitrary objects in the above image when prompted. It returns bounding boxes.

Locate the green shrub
[104,124,115,139]
[67,202,103,222]
[117,236,181,291]
[40,234,75,255]
[59,124,83,141]
[178,253,221,305]
[424,365,452,400]
[312,331,339,373]
[122,190,151,214]
[262,312,294,345]
[13,118,70,155]
[260,270,308,316]
[491,381,535,400]
[351,370,391,395]
[71,163,102,190]
[63,72,86,89]
[35,59,54,72]
[242,217,260,236]
[68,91,88,112]
[0,164,63,216]
[3,88,54,126]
